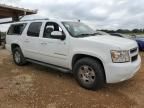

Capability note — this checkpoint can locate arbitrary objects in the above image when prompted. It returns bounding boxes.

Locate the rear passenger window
[7,23,27,35]
[27,22,42,37]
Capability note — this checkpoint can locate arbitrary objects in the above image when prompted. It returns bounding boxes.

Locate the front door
[38,22,69,68]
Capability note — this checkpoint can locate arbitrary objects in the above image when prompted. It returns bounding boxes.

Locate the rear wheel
[12,47,27,66]
[73,57,105,90]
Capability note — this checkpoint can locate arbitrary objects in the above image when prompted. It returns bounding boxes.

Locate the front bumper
[105,55,141,83]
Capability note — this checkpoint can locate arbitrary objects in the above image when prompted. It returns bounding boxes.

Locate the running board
[26,59,71,73]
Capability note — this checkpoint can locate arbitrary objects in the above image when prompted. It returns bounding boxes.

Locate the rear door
[22,22,43,60]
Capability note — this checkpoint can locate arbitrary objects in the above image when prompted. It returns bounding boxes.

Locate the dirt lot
[0,49,144,108]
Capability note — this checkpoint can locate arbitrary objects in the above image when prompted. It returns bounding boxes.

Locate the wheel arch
[72,54,106,82]
[11,43,20,52]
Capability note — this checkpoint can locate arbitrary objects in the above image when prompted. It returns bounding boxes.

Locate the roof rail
[20,18,49,22]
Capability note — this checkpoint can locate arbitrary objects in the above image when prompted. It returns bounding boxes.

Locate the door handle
[41,43,47,45]
[24,40,30,43]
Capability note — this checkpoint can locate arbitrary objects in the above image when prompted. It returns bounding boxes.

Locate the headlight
[111,50,130,63]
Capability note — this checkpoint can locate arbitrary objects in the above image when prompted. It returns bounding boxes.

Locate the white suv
[6,19,141,90]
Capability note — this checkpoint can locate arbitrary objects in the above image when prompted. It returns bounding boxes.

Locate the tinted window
[27,22,42,37]
[7,23,27,35]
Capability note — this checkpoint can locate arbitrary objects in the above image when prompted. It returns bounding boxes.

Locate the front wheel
[73,57,105,90]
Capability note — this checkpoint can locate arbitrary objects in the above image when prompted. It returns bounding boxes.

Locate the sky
[0,0,144,31]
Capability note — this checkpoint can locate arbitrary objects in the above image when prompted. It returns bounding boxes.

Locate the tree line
[99,29,144,34]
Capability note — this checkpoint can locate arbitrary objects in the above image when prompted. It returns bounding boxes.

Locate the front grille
[130,47,138,54]
[131,55,138,62]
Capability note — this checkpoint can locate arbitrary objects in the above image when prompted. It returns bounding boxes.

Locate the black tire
[73,57,105,90]
[12,47,27,66]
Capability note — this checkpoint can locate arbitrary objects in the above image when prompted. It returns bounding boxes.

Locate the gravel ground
[0,49,144,108]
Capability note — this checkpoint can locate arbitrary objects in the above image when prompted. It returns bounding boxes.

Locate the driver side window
[43,22,63,38]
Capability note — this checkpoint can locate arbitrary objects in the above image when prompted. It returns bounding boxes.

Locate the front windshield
[62,22,96,37]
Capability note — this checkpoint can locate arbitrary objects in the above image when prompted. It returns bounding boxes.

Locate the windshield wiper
[90,32,101,36]
[75,33,100,38]
[76,33,91,37]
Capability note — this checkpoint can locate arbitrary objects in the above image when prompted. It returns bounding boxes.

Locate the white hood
[80,35,138,50]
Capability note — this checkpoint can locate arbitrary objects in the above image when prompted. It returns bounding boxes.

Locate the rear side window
[7,23,27,35]
[27,22,42,37]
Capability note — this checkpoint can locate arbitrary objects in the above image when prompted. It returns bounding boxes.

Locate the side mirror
[51,31,66,40]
